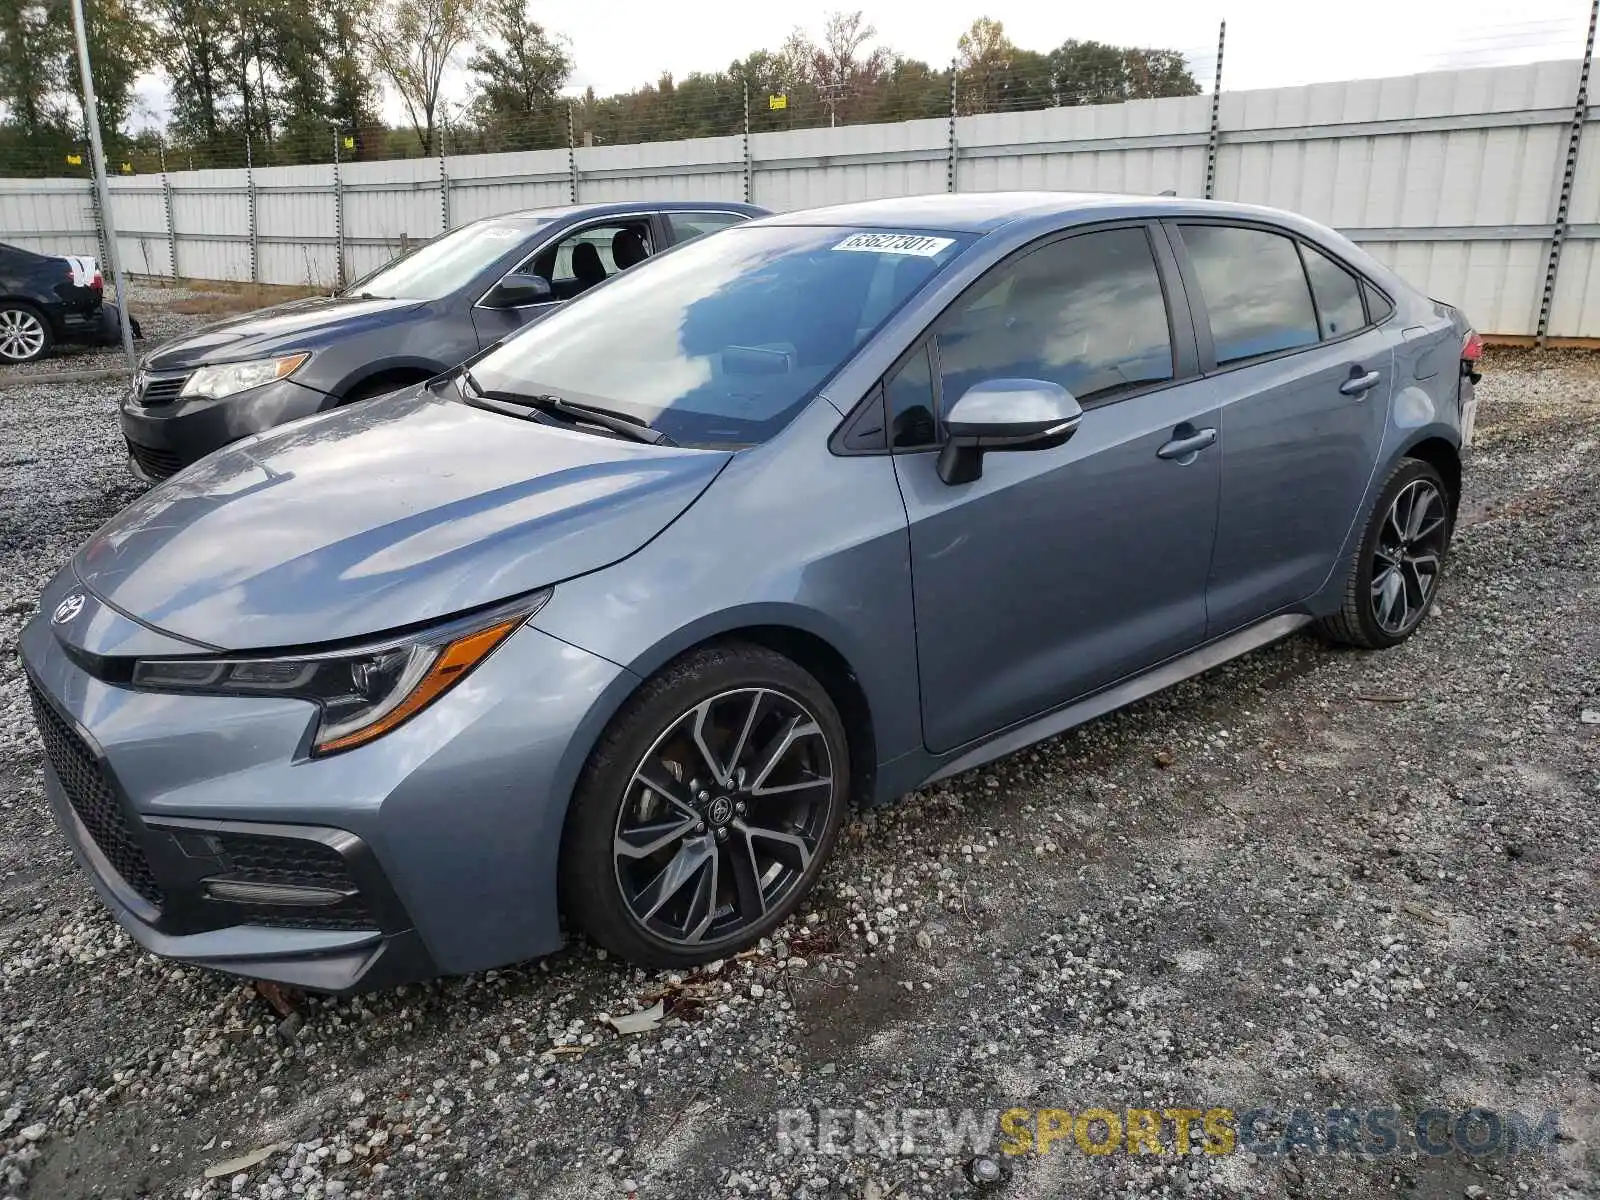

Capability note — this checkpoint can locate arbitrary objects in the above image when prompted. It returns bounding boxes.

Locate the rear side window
[1180,225,1318,365]
[667,212,748,245]
[1300,243,1366,339]
[933,227,1173,412]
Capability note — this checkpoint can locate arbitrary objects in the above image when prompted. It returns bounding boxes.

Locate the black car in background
[0,241,138,363]
[120,201,767,482]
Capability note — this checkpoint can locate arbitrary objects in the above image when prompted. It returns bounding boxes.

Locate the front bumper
[120,372,331,482]
[19,583,634,993]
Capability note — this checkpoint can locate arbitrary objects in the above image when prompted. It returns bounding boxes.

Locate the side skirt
[920,613,1312,786]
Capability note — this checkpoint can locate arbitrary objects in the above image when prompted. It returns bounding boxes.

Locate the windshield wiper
[459,370,673,446]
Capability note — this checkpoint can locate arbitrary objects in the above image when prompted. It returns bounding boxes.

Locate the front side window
[1179,224,1319,364]
[1301,243,1367,339]
[468,225,971,447]
[886,343,937,449]
[668,212,749,245]
[349,218,548,300]
[527,220,654,301]
[934,227,1174,413]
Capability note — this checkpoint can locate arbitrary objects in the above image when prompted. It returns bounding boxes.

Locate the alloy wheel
[0,309,46,361]
[612,687,836,947]
[1370,478,1448,636]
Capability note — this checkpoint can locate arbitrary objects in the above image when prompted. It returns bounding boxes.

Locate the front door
[890,226,1222,753]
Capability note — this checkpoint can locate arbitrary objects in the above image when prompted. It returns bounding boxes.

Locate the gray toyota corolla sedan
[22,192,1479,992]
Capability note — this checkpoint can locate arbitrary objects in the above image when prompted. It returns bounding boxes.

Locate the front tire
[0,303,52,363]
[1318,457,1454,649]
[560,643,850,968]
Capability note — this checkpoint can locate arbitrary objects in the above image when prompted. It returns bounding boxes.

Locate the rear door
[1167,221,1395,634]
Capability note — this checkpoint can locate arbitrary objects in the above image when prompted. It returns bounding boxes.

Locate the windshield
[467,224,973,446]
[348,217,549,300]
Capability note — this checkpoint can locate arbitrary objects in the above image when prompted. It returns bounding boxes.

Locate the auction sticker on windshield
[833,232,956,256]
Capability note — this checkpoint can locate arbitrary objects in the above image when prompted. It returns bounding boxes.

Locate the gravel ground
[0,346,1596,1200]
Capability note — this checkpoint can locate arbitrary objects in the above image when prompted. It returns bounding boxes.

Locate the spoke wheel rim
[613,687,835,947]
[1370,478,1447,636]
[0,310,45,361]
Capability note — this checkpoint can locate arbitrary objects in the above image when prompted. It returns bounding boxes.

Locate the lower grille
[126,438,183,481]
[207,831,375,930]
[28,683,165,908]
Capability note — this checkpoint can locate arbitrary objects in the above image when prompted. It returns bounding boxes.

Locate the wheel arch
[1399,433,1463,518]
[334,362,442,404]
[589,610,882,810]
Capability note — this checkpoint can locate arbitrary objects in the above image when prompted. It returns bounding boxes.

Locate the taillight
[92,270,104,290]
[1461,330,1483,383]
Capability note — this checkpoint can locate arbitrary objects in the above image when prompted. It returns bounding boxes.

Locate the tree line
[0,3,1200,175]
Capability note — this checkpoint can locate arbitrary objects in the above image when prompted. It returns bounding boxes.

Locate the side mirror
[937,379,1083,485]
[482,273,553,308]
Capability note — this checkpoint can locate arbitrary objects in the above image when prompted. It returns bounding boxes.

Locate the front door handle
[1340,369,1382,397]
[1157,426,1218,461]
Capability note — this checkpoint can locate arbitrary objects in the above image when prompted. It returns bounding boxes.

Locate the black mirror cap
[485,273,553,308]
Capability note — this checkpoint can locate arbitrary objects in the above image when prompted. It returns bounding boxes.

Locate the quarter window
[1180,225,1318,365]
[933,227,1173,416]
[1301,243,1367,339]
[1364,282,1395,323]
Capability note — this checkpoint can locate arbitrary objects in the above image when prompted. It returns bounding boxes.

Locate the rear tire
[0,302,52,363]
[560,642,850,969]
[1317,457,1454,649]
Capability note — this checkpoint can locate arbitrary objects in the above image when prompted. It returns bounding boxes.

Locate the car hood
[72,386,731,650]
[140,295,426,370]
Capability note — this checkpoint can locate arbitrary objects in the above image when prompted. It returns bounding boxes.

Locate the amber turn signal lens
[313,616,523,755]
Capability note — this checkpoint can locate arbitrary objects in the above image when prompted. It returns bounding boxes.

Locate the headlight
[130,591,550,755]
[181,352,310,400]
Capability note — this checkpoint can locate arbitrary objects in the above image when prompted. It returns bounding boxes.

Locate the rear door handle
[1340,369,1382,396]
[1157,426,1218,461]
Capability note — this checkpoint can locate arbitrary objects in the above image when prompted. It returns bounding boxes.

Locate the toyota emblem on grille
[51,593,86,625]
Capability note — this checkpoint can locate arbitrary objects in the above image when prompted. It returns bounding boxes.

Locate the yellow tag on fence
[768,94,788,110]
[343,136,355,149]
[66,153,83,165]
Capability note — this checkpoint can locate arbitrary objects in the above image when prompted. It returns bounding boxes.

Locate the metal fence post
[743,80,753,204]
[438,116,451,232]
[1204,20,1227,200]
[83,116,109,270]
[333,131,346,291]
[567,102,579,203]
[947,59,959,193]
[246,134,259,284]
[1536,0,1599,346]
[158,135,177,279]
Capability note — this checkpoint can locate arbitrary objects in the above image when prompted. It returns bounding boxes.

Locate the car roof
[492,200,769,222]
[747,191,1319,236]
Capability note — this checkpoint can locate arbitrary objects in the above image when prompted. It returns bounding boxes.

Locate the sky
[128,0,1595,132]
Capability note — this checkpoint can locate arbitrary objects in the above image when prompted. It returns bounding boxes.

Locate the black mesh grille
[209,832,375,930]
[126,438,183,481]
[138,375,189,404]
[28,683,164,908]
